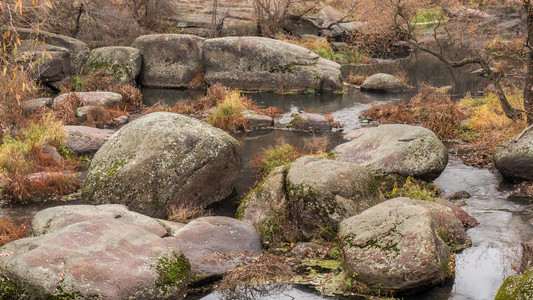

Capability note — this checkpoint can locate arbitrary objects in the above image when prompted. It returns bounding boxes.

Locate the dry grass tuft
[168,204,212,224]
[0,217,30,247]
[188,72,207,90]
[250,139,303,178]
[346,74,367,85]
[361,85,465,138]
[361,102,415,124]
[105,84,143,111]
[54,93,86,125]
[85,106,113,126]
[217,254,293,295]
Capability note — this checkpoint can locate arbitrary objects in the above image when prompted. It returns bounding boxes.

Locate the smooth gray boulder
[333,124,448,179]
[286,156,384,237]
[494,129,533,181]
[15,40,71,83]
[132,34,205,88]
[14,27,89,73]
[85,46,142,84]
[361,73,407,93]
[21,97,53,114]
[65,125,116,154]
[202,37,341,92]
[289,112,332,132]
[82,112,241,218]
[0,215,190,299]
[174,216,261,277]
[53,92,122,108]
[339,198,457,294]
[242,110,274,129]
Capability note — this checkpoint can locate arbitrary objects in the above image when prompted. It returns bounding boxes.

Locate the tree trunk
[524,1,533,124]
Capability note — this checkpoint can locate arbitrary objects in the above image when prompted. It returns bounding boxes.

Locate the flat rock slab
[65,125,116,155]
[21,98,53,114]
[289,112,332,132]
[0,218,190,299]
[53,92,122,108]
[31,204,168,237]
[174,216,261,277]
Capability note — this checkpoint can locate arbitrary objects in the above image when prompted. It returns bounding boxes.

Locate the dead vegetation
[168,204,212,224]
[216,254,294,296]
[0,217,30,247]
[361,85,465,138]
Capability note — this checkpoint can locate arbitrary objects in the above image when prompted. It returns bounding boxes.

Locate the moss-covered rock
[496,267,533,300]
[0,213,191,298]
[286,156,384,238]
[82,112,241,218]
[132,34,205,88]
[288,112,332,132]
[338,197,462,295]
[85,46,141,84]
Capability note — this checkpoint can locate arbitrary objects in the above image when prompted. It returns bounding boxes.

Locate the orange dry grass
[53,93,86,125]
[105,84,143,111]
[361,102,415,124]
[0,217,30,247]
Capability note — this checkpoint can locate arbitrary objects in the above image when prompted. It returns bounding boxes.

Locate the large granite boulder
[82,112,241,218]
[0,205,191,299]
[14,27,89,74]
[85,46,142,84]
[286,156,383,237]
[14,40,71,83]
[132,34,205,88]
[333,124,448,179]
[173,216,261,277]
[361,73,407,93]
[339,198,460,294]
[494,129,533,181]
[202,37,341,92]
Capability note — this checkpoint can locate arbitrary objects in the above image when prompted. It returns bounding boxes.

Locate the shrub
[0,114,81,202]
[207,90,250,131]
[0,67,38,137]
[459,91,526,145]
[53,93,86,125]
[250,140,303,177]
[386,176,439,201]
[410,85,465,138]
